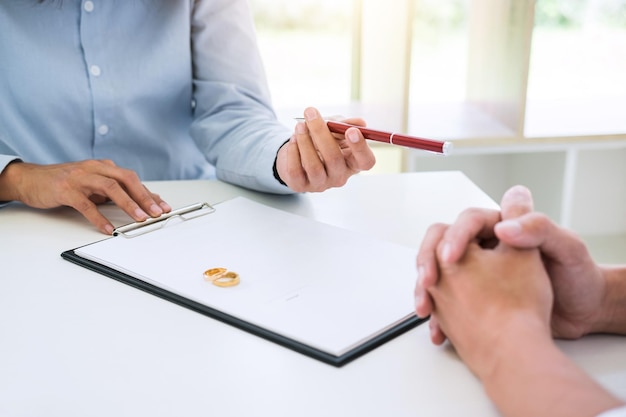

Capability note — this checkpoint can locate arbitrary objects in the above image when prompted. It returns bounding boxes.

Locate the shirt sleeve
[0,155,20,174]
[189,0,294,194]
[0,155,21,207]
[597,405,626,417]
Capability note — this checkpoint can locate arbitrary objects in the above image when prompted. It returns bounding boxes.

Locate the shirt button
[90,65,101,77]
[84,1,94,12]
[97,125,109,136]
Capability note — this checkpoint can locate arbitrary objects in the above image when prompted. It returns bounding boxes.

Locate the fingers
[303,107,368,184]
[12,160,172,235]
[415,223,448,317]
[429,314,448,346]
[494,213,551,247]
[436,208,502,263]
[433,185,534,263]
[500,185,534,220]
[293,119,333,191]
[145,186,172,213]
[79,161,167,221]
[303,107,374,175]
[495,212,588,264]
[430,185,534,264]
[65,190,114,234]
[415,208,501,344]
[276,107,375,192]
[416,185,538,349]
[344,127,376,171]
[336,116,366,128]
[415,223,449,345]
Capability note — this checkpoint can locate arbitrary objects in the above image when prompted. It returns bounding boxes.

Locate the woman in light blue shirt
[0,0,375,234]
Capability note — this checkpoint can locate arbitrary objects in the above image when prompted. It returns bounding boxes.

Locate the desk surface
[2,171,625,417]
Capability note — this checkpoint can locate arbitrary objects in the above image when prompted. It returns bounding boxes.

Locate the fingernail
[417,264,425,287]
[160,201,172,212]
[430,322,438,338]
[414,291,423,310]
[104,224,114,235]
[134,208,148,220]
[509,185,531,198]
[304,107,318,121]
[346,128,360,143]
[150,204,163,216]
[498,219,522,237]
[440,242,452,262]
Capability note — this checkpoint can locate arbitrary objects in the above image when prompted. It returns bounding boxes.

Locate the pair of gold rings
[203,267,240,287]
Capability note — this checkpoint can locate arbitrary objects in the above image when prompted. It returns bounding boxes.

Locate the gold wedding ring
[211,271,240,288]
[203,267,240,287]
[203,267,227,282]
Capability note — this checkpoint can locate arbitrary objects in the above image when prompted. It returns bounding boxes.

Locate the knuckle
[305,165,327,183]
[461,207,486,219]
[100,177,121,194]
[330,175,348,188]
[119,168,140,184]
[364,155,376,170]
[427,222,448,235]
[73,196,96,214]
[285,168,306,188]
[81,159,104,171]
[323,152,344,168]
[530,213,556,237]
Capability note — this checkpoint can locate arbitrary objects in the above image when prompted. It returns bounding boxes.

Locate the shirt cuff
[272,139,290,186]
[0,155,21,174]
[0,156,22,207]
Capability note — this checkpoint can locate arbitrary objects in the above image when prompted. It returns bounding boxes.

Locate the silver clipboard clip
[112,202,215,238]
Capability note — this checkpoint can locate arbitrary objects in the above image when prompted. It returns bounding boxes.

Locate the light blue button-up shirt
[0,0,293,194]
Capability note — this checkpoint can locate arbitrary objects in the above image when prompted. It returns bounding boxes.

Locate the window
[525,0,626,137]
[252,0,626,149]
[251,1,626,235]
[406,0,626,144]
[250,0,355,125]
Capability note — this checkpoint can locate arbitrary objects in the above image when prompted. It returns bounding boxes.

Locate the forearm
[483,317,623,417]
[594,265,626,335]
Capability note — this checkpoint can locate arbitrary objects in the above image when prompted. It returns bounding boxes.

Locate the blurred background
[249,0,626,261]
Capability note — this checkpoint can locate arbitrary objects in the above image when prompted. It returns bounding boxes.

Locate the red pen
[296,119,452,155]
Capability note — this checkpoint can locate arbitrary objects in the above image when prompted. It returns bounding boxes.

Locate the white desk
[1,172,624,417]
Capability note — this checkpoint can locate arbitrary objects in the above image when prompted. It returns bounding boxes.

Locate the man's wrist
[595,266,626,335]
[480,313,553,384]
[480,314,619,417]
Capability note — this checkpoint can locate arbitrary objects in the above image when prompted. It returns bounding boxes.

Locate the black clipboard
[61,199,426,367]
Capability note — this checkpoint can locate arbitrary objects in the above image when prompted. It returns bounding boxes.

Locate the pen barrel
[325,120,448,154]
[326,121,391,144]
[390,134,445,153]
[359,127,392,143]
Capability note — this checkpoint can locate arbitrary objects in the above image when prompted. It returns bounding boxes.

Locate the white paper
[76,197,418,356]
